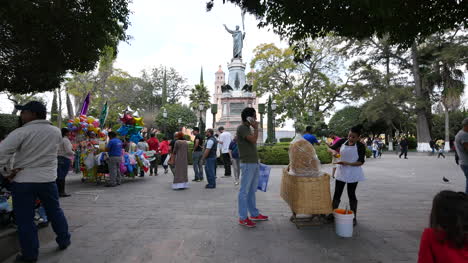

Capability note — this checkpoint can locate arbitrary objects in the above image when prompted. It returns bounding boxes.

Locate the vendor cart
[280,168,333,228]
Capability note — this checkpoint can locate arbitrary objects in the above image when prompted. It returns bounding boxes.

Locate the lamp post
[178,118,182,132]
[308,110,313,132]
[211,104,218,129]
[258,103,265,129]
[162,108,167,137]
[271,102,277,143]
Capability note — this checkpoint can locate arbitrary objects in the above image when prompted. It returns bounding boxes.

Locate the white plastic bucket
[333,209,354,238]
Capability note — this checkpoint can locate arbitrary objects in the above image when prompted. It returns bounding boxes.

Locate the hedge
[0,114,19,140]
[279,137,293,142]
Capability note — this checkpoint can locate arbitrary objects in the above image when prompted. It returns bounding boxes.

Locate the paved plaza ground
[3,153,466,263]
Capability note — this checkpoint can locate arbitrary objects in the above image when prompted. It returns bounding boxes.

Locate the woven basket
[280,168,333,215]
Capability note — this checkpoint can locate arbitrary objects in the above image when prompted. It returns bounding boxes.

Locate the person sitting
[418,190,468,263]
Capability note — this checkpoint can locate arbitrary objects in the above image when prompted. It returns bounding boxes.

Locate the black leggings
[333,180,358,207]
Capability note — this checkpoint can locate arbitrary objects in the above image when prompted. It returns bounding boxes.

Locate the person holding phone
[328,125,366,226]
[236,108,268,228]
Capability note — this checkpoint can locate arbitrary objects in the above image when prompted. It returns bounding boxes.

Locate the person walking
[192,127,204,182]
[399,137,409,159]
[106,131,123,187]
[218,126,232,177]
[229,137,241,185]
[172,132,189,190]
[454,118,468,193]
[237,108,268,228]
[429,139,436,155]
[436,144,446,159]
[329,125,366,226]
[159,137,170,174]
[147,134,160,176]
[202,129,218,189]
[57,128,74,197]
[0,101,71,262]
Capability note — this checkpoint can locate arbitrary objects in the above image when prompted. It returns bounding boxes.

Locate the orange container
[334,208,353,215]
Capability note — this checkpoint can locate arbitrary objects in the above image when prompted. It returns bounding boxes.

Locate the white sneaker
[234,181,239,185]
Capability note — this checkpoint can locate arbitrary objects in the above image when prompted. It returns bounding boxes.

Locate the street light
[162,108,167,137]
[178,118,182,131]
[198,104,205,136]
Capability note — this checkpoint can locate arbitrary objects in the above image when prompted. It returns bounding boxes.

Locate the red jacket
[418,228,468,263]
[147,137,159,152]
[159,140,169,155]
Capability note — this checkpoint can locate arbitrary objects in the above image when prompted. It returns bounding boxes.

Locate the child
[418,190,468,263]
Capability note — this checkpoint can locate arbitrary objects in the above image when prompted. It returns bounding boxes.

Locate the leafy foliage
[328,106,362,138]
[1,0,131,93]
[154,104,197,137]
[207,0,467,47]
[0,114,19,140]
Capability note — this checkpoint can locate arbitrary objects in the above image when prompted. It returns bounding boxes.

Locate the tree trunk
[411,43,432,152]
[57,88,63,128]
[443,105,451,152]
[387,127,394,151]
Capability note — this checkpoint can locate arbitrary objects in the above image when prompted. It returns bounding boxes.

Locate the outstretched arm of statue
[243,32,246,39]
[223,24,234,34]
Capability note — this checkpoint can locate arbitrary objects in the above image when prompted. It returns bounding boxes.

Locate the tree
[250,40,350,127]
[431,110,468,141]
[142,66,189,106]
[1,0,131,93]
[189,68,211,135]
[4,92,46,115]
[50,90,58,124]
[328,106,362,138]
[154,104,197,137]
[207,1,467,47]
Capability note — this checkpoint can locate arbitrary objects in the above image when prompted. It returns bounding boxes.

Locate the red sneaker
[239,218,256,228]
[250,214,269,221]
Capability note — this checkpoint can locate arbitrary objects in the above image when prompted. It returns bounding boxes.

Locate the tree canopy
[207,0,467,46]
[0,0,131,93]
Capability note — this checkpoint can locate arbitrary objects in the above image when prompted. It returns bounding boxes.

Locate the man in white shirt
[0,101,71,262]
[218,126,232,176]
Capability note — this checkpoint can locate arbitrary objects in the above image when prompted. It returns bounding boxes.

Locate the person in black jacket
[399,137,409,159]
[328,125,366,226]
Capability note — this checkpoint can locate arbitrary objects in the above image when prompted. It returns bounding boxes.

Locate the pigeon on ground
[442,177,450,183]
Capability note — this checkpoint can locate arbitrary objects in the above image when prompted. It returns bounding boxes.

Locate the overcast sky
[0,0,466,129]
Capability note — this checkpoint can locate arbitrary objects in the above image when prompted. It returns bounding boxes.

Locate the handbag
[257,163,271,192]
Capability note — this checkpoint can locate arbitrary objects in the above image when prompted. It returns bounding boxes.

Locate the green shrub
[257,143,332,165]
[156,133,165,141]
[407,136,417,149]
[0,114,19,140]
[183,134,191,141]
[314,144,332,164]
[279,137,293,142]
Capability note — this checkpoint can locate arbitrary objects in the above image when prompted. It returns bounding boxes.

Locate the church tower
[213,65,225,123]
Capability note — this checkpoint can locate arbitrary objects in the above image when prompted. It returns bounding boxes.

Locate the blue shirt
[229,141,239,159]
[107,138,123,157]
[303,133,319,145]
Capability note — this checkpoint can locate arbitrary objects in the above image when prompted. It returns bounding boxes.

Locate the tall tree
[142,66,189,106]
[1,0,131,93]
[50,90,58,123]
[189,67,211,130]
[250,40,351,127]
[154,104,197,137]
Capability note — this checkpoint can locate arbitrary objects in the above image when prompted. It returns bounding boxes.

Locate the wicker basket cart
[280,168,333,228]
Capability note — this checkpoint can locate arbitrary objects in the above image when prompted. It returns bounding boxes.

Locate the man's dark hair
[206,128,214,136]
[150,133,155,138]
[108,131,117,138]
[218,126,224,132]
[193,127,200,132]
[61,128,70,137]
[241,107,256,122]
[350,125,363,136]
[305,126,313,133]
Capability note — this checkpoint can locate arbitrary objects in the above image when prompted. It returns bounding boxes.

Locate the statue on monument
[223,24,245,59]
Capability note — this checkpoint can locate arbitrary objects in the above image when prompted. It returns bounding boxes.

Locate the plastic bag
[288,134,323,177]
[257,163,271,192]
[163,154,171,166]
[84,153,95,170]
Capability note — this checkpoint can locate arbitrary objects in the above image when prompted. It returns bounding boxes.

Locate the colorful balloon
[133,117,144,126]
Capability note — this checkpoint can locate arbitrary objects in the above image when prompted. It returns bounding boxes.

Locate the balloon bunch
[66,115,107,139]
[117,107,145,144]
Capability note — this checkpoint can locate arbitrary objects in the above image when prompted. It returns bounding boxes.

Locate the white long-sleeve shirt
[57,137,74,158]
[218,132,232,154]
[0,120,62,183]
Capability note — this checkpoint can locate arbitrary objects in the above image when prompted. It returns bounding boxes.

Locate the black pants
[150,158,158,174]
[55,178,66,195]
[161,154,168,170]
[221,153,231,176]
[399,147,408,158]
[438,152,445,158]
[333,180,358,215]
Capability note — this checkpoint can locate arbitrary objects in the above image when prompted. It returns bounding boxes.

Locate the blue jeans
[57,156,71,179]
[461,165,468,193]
[205,158,216,187]
[192,151,204,180]
[238,163,260,220]
[11,182,71,259]
[37,206,47,222]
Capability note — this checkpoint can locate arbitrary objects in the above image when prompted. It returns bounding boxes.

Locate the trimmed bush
[365,148,372,158]
[315,144,332,164]
[407,136,417,150]
[279,137,293,143]
[0,114,19,140]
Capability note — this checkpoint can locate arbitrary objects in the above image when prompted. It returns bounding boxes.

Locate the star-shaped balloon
[133,117,144,126]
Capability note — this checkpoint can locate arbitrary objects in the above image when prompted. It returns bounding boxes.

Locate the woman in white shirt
[57,128,74,197]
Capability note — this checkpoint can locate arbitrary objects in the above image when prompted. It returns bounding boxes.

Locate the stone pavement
[3,153,465,263]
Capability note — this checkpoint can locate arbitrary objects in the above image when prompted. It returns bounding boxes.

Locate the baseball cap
[15,101,47,114]
[462,117,468,126]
